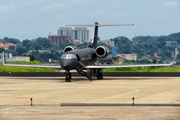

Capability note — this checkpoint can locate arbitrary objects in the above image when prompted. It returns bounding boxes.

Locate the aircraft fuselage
[60,47,98,70]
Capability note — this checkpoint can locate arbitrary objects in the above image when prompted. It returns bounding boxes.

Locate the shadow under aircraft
[3,22,173,82]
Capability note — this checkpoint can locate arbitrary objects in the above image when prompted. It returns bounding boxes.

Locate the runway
[0,77,180,119]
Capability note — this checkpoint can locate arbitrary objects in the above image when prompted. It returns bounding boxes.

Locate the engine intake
[95,46,110,58]
[63,46,78,52]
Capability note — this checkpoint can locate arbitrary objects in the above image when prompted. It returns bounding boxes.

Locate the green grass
[0,62,56,72]
[1,61,180,72]
[103,66,180,72]
[8,60,43,65]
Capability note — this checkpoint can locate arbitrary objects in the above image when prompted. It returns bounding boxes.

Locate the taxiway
[0,77,180,119]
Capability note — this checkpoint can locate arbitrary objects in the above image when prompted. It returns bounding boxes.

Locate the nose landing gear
[64,70,72,82]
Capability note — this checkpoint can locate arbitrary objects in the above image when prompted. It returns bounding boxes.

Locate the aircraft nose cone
[60,59,78,70]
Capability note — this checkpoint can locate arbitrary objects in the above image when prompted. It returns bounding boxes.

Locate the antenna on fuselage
[66,22,134,49]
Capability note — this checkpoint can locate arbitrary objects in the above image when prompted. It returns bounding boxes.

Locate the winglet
[2,51,6,65]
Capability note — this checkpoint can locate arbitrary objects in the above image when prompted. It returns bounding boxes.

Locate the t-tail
[66,22,134,49]
[89,22,99,48]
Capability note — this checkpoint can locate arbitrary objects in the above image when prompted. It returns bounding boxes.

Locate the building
[57,27,72,39]
[1,44,9,50]
[97,59,112,65]
[98,40,114,47]
[57,27,89,42]
[72,40,83,45]
[175,48,179,57]
[117,54,126,59]
[155,56,162,60]
[0,53,30,62]
[48,35,70,44]
[129,39,133,42]
[28,50,51,54]
[96,56,123,65]
[0,43,16,50]
[117,53,137,61]
[55,50,63,54]
[0,43,4,47]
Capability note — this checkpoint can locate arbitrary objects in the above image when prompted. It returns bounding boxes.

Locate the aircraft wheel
[65,74,70,82]
[69,72,72,80]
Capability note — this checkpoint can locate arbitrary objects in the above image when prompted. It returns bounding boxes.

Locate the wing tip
[2,51,6,65]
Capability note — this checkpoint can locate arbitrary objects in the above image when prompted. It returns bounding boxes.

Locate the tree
[16,47,26,56]
[176,54,180,60]
[29,54,36,61]
[59,40,75,50]
[77,42,90,49]
[158,60,163,64]
[32,42,42,50]
[35,37,51,49]
[22,39,31,48]
[9,46,15,50]
[23,54,36,61]
[28,47,35,51]
[25,41,42,50]
[0,48,5,53]
[0,39,6,43]
[152,58,157,64]
[3,37,20,44]
[6,49,18,56]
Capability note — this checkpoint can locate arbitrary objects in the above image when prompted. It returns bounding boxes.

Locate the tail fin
[66,22,134,49]
[89,22,99,48]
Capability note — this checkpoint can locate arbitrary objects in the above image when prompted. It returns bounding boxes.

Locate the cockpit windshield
[61,54,77,59]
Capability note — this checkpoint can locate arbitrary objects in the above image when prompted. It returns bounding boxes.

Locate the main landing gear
[64,69,103,82]
[93,68,103,79]
[97,69,103,79]
[64,70,72,82]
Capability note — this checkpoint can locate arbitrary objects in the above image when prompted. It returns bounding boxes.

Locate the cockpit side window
[61,54,77,59]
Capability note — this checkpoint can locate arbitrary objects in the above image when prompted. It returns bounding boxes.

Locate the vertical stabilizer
[88,22,99,49]
[66,22,134,49]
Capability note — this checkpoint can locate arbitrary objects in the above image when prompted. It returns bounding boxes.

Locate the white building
[57,27,89,42]
[117,53,137,61]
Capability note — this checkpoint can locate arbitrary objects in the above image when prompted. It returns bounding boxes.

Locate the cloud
[69,0,83,4]
[18,31,31,35]
[25,0,39,5]
[85,10,128,18]
[38,3,66,13]
[0,4,16,12]
[162,1,180,8]
[110,12,128,18]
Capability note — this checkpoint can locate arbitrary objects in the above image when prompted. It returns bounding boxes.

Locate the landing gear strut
[97,69,103,79]
[64,70,71,82]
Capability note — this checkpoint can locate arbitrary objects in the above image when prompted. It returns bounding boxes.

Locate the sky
[0,0,180,41]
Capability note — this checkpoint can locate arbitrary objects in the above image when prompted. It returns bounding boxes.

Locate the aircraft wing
[2,52,61,68]
[85,63,173,69]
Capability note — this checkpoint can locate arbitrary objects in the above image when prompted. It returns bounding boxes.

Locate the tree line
[0,32,180,62]
[111,32,180,61]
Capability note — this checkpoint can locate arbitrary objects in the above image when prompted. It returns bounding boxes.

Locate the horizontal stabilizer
[66,24,134,27]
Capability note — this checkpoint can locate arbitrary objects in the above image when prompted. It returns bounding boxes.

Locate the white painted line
[87,89,140,103]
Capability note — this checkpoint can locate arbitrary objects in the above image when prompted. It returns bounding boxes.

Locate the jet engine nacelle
[95,46,110,58]
[63,46,79,52]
